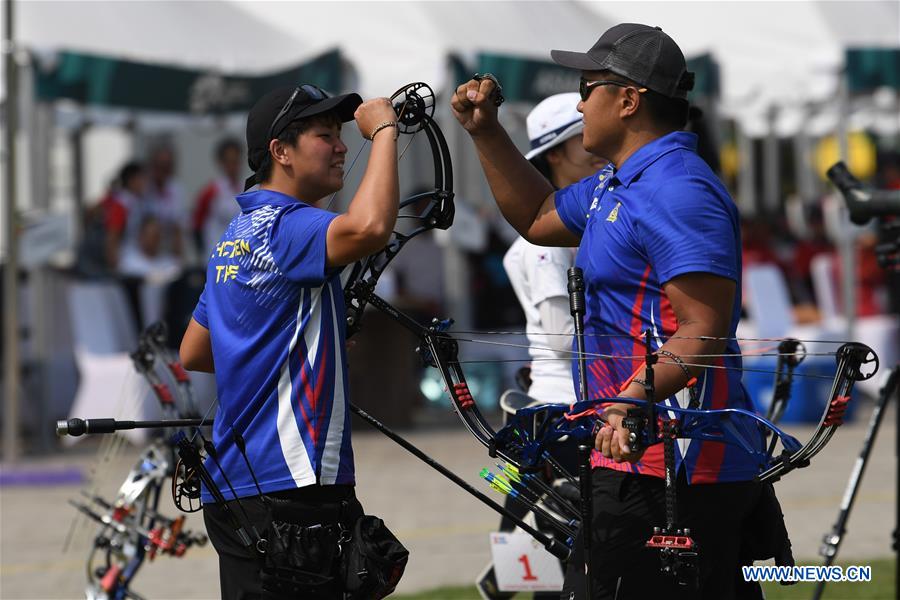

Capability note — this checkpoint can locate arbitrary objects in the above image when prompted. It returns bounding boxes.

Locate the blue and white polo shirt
[193,188,354,501]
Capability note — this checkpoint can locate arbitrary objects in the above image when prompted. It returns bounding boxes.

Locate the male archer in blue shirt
[452,23,766,600]
[180,84,400,599]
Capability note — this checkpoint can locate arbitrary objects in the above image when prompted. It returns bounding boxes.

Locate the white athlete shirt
[502,238,576,404]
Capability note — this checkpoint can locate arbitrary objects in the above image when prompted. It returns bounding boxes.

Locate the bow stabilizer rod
[568,266,594,600]
[56,418,211,437]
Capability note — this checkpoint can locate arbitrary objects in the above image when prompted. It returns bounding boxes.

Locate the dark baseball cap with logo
[244,84,362,190]
[550,23,694,100]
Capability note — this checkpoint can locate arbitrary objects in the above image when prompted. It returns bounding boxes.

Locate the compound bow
[64,325,208,600]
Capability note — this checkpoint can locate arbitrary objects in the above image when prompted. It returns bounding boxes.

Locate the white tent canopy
[581,0,900,134]
[7,0,314,84]
[230,0,613,97]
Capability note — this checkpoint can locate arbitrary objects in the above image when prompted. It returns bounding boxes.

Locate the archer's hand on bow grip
[450,78,502,136]
[595,403,647,464]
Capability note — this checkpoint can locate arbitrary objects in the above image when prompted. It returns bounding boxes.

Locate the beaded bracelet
[657,350,697,388]
[658,349,700,407]
[367,120,398,141]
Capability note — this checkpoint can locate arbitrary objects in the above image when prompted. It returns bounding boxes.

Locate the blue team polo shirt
[192,189,355,501]
[555,131,764,483]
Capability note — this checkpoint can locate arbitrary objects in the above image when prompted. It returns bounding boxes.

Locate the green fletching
[500,463,522,483]
[489,481,509,495]
[492,474,513,493]
[479,468,491,480]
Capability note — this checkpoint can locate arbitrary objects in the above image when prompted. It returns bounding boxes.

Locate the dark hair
[529,154,556,189]
[118,161,144,188]
[215,137,242,162]
[254,111,342,186]
[530,140,577,190]
[601,71,689,131]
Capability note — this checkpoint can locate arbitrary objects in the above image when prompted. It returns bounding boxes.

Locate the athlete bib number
[488,532,564,592]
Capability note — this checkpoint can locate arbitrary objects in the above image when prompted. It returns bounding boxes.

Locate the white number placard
[489,532,564,592]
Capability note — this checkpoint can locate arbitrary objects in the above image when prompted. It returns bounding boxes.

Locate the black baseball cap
[551,23,694,100]
[245,84,362,188]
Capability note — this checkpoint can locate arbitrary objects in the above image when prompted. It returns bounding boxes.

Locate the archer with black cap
[452,24,768,599]
[179,84,402,598]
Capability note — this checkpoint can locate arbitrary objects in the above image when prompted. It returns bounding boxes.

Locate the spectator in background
[144,141,186,260]
[791,204,833,304]
[99,161,146,271]
[118,215,182,283]
[741,216,787,271]
[192,138,243,257]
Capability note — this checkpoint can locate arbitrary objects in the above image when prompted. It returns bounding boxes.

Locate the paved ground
[1,401,896,599]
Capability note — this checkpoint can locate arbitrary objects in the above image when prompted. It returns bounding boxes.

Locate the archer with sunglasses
[179,84,403,599]
[452,23,780,600]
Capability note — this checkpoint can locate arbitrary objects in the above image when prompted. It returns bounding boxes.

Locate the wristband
[366,121,398,141]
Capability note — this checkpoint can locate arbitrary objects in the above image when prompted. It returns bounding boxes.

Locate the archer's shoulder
[644,156,734,210]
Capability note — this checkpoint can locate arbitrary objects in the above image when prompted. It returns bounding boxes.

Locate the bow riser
[493,342,875,481]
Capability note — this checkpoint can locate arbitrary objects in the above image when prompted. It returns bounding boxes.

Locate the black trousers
[561,468,762,600]
[203,485,363,600]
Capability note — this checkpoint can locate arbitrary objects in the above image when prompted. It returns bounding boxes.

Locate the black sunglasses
[267,84,330,141]
[579,78,647,102]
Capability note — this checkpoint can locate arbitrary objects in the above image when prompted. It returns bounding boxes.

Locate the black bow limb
[344,82,454,338]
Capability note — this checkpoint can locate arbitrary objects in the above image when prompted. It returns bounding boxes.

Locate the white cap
[524,92,584,160]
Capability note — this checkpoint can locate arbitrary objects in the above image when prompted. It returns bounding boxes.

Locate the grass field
[393,557,897,599]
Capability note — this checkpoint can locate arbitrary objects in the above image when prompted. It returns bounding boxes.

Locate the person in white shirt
[503,93,608,405]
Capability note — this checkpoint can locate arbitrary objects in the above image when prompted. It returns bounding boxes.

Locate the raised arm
[450,78,579,247]
[326,98,400,267]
